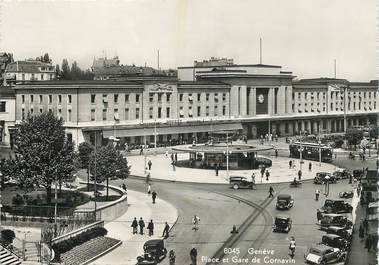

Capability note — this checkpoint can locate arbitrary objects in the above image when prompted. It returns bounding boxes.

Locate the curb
[79,239,122,265]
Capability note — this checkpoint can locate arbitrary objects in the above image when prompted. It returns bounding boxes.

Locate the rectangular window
[30,108,34,115]
[30,95,34,103]
[102,109,107,120]
[166,107,170,118]
[68,109,72,122]
[22,74,25,80]
[222,93,226,101]
[136,108,140,119]
[188,93,193,101]
[91,94,96,104]
[214,93,218,102]
[179,94,183,102]
[166,94,170,102]
[125,94,129,103]
[214,106,218,116]
[206,93,209,101]
[21,95,25,103]
[158,107,162,118]
[21,108,25,120]
[68,95,72,104]
[149,94,154,102]
[158,94,162,102]
[31,73,35,80]
[179,107,184,118]
[149,107,153,119]
[197,94,201,101]
[39,108,43,113]
[39,95,43,103]
[197,106,201,116]
[0,102,6,112]
[114,94,119,103]
[206,106,209,116]
[125,108,129,120]
[222,106,226,116]
[136,94,140,103]
[58,95,62,104]
[114,108,119,120]
[49,95,52,104]
[41,74,44,80]
[188,106,193,117]
[91,109,95,121]
[48,108,52,114]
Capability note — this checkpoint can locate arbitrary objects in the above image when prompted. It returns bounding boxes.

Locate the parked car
[332,169,351,180]
[321,234,350,251]
[326,226,353,241]
[318,199,353,214]
[136,239,167,265]
[229,176,254,190]
[305,244,345,264]
[317,214,353,230]
[276,194,294,210]
[272,215,292,233]
[339,191,354,199]
[353,169,364,180]
[314,172,337,184]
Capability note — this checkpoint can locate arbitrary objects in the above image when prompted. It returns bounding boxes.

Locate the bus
[289,142,333,162]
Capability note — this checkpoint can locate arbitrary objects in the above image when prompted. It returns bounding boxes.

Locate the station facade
[10,60,379,148]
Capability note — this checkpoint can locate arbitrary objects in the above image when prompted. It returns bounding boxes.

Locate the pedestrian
[131,217,138,234]
[215,164,219,176]
[172,160,176,171]
[165,150,169,158]
[162,222,170,238]
[148,160,152,170]
[169,250,176,265]
[175,153,178,161]
[140,146,143,155]
[146,172,151,183]
[265,170,270,181]
[308,162,312,171]
[138,217,145,235]
[268,186,274,197]
[357,183,362,197]
[147,184,151,195]
[292,160,296,169]
[289,160,292,169]
[192,215,200,231]
[365,235,372,252]
[359,223,364,240]
[334,153,337,159]
[298,170,302,181]
[171,153,174,161]
[315,189,320,201]
[289,237,296,258]
[122,183,127,191]
[275,149,278,158]
[152,191,157,204]
[260,166,265,179]
[251,173,256,189]
[190,247,198,265]
[317,210,322,221]
[147,219,154,236]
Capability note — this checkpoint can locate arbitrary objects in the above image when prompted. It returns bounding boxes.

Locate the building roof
[0,86,16,97]
[178,80,229,86]
[6,61,54,73]
[178,63,282,69]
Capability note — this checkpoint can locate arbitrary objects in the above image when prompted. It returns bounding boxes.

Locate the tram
[289,142,333,162]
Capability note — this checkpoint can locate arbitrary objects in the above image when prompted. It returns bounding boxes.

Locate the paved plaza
[127,152,337,184]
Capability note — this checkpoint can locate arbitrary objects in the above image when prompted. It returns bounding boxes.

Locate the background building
[0,86,15,147]
[4,60,56,85]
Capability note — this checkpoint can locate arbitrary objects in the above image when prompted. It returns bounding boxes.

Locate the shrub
[12,194,25,205]
[0,229,16,247]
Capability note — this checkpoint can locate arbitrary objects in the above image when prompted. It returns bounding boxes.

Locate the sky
[0,0,377,81]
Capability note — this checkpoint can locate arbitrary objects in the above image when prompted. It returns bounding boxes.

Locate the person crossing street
[192,215,200,231]
[131,217,138,234]
[269,186,274,198]
[147,219,154,236]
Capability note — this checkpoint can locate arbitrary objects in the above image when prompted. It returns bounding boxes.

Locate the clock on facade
[258,94,265,103]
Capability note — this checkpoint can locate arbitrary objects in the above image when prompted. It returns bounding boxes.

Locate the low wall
[52,220,104,245]
[76,182,128,222]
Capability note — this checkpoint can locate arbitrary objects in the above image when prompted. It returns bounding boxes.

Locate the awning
[102,122,243,138]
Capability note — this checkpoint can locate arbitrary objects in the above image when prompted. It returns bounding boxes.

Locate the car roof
[322,213,346,217]
[229,176,246,179]
[310,244,333,251]
[275,215,290,219]
[144,239,164,246]
[278,194,291,199]
[323,234,341,239]
[328,226,345,230]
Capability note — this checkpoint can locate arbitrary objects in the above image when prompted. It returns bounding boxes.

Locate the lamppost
[144,128,147,175]
[324,175,330,197]
[298,131,304,172]
[318,140,322,167]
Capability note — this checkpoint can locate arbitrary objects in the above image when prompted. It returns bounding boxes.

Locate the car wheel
[233,184,239,190]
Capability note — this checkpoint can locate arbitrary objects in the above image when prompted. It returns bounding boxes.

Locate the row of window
[293,101,378,113]
[21,107,72,121]
[292,91,378,101]
[179,92,227,102]
[179,105,227,118]
[91,93,142,104]
[21,94,72,104]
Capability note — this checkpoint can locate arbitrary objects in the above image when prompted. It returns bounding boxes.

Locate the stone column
[251,87,256,116]
[240,86,247,116]
[230,86,239,117]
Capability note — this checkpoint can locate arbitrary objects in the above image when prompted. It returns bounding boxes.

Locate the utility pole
[299,131,303,172]
[144,128,147,174]
[154,119,157,154]
[226,131,229,180]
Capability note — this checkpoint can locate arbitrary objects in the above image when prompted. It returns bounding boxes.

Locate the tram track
[203,190,278,265]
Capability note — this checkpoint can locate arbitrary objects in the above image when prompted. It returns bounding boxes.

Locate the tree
[55,64,61,79]
[12,112,75,204]
[89,144,130,198]
[345,128,363,150]
[43,53,51,63]
[61,59,71,80]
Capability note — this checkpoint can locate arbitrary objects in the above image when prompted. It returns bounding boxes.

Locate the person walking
[315,189,320,201]
[147,184,151,195]
[265,170,270,181]
[359,222,364,240]
[275,149,278,158]
[148,160,152,170]
[147,219,154,236]
[251,173,256,190]
[165,150,169,158]
[289,237,296,258]
[169,250,176,265]
[215,164,219,176]
[289,160,292,169]
[172,160,176,171]
[162,222,170,238]
[152,191,157,204]
[175,153,178,161]
[140,146,143,155]
[138,217,145,235]
[131,217,138,234]
[298,170,302,181]
[171,153,174,161]
[269,186,274,198]
[190,247,198,265]
[308,162,312,171]
[192,215,200,231]
[122,183,127,191]
[317,210,322,221]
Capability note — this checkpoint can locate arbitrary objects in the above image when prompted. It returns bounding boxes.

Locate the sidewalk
[90,190,178,265]
[127,153,337,184]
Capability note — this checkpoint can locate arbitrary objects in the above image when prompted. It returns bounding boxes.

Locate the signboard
[148,83,175,93]
[256,88,269,114]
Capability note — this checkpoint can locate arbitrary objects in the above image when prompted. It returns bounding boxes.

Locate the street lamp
[324,175,330,197]
[298,131,303,171]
